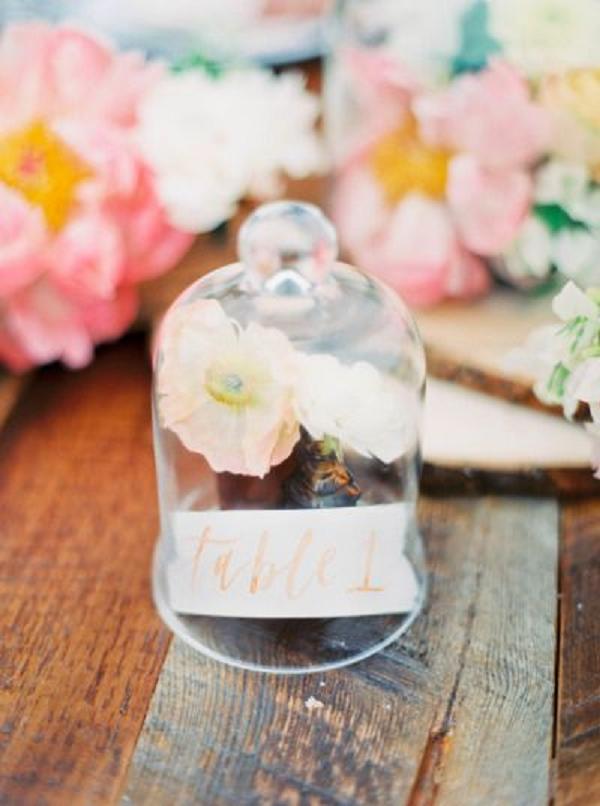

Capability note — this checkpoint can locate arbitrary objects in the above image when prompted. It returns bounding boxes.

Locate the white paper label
[166,503,419,618]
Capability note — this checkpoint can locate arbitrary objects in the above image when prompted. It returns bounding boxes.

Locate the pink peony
[331,169,490,307]
[0,185,47,296]
[415,59,550,170]
[331,58,550,306]
[446,155,532,256]
[339,47,417,156]
[0,280,138,371]
[0,23,193,371]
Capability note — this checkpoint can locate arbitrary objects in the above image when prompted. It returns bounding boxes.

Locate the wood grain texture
[123,497,557,806]
[415,290,555,413]
[0,337,171,806]
[556,498,600,806]
[0,372,28,429]
[421,463,599,499]
[426,347,557,418]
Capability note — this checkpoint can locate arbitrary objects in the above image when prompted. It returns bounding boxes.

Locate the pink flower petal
[0,186,47,296]
[0,281,94,370]
[48,211,126,300]
[0,22,53,128]
[447,155,532,256]
[415,59,550,169]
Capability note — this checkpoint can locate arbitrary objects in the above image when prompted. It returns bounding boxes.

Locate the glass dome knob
[238,201,338,292]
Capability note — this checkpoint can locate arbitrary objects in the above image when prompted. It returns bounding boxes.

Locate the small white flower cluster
[512,281,600,476]
[136,68,325,234]
[502,161,600,286]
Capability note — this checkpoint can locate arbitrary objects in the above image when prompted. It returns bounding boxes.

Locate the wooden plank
[0,336,171,805]
[422,463,598,499]
[0,371,29,429]
[556,498,600,806]
[123,498,557,805]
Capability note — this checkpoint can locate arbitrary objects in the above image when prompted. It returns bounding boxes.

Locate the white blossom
[489,0,600,77]
[137,68,324,233]
[502,216,553,280]
[294,353,415,464]
[534,160,590,208]
[552,280,599,321]
[551,229,600,287]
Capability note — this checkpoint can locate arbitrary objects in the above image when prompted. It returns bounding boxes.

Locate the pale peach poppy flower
[157,299,299,477]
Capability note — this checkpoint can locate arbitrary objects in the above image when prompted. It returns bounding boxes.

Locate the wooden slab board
[416,290,559,414]
[424,380,591,471]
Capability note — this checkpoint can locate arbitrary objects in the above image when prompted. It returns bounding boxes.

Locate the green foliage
[171,52,226,79]
[451,0,501,76]
[546,362,570,400]
[534,204,587,234]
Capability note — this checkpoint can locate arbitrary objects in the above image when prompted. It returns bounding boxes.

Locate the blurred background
[0,0,598,481]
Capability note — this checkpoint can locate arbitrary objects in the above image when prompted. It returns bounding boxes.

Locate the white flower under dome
[295,353,414,465]
[136,68,325,233]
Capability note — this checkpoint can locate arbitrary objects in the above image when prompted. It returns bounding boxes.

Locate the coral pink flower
[0,185,47,296]
[0,279,138,370]
[447,155,532,256]
[0,23,193,371]
[415,60,550,169]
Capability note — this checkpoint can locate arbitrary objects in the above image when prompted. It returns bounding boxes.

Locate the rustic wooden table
[0,335,598,805]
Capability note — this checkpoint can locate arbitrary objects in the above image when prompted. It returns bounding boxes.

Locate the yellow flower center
[206,367,256,408]
[0,120,92,231]
[370,116,450,204]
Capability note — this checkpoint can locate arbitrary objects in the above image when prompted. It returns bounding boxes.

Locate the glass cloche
[152,201,427,673]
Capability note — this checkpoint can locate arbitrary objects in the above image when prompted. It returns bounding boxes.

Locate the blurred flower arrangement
[75,0,332,64]
[329,0,600,307]
[157,298,411,481]
[513,281,600,477]
[0,22,323,371]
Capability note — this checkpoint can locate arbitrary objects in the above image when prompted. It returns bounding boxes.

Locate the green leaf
[547,362,570,400]
[451,0,502,76]
[171,52,226,78]
[534,204,586,234]
[580,344,600,359]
